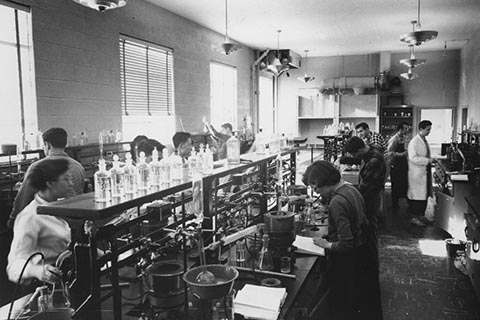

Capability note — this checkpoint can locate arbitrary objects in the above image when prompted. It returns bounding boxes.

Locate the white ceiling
[145,0,480,57]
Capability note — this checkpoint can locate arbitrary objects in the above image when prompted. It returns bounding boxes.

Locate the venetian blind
[119,36,174,116]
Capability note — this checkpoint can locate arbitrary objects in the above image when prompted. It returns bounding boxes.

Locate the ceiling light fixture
[400,45,426,68]
[400,67,419,80]
[298,50,315,83]
[71,0,127,12]
[213,0,241,55]
[267,30,289,77]
[400,0,438,46]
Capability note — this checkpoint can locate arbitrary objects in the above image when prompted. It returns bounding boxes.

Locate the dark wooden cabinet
[379,93,414,141]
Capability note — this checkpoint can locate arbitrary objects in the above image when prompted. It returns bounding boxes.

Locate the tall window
[0,2,37,149]
[210,62,237,129]
[258,75,274,134]
[120,35,175,144]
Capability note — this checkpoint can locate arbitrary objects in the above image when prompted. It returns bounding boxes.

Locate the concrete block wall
[460,29,480,130]
[18,0,254,142]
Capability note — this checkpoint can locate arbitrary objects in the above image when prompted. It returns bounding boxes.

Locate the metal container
[143,260,186,308]
[183,264,238,300]
[264,211,295,234]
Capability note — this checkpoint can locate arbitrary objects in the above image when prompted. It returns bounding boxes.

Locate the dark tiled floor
[297,150,480,319]
[378,197,480,320]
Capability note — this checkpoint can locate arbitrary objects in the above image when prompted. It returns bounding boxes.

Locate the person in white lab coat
[407,120,437,226]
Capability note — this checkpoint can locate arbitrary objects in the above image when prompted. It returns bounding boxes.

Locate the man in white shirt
[407,120,436,226]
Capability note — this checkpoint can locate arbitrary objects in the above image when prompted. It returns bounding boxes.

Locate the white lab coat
[407,134,431,200]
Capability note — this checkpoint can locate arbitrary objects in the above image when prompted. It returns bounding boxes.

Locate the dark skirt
[326,240,383,320]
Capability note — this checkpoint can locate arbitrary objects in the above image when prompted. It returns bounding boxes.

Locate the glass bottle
[280,133,287,150]
[255,129,267,155]
[170,151,183,185]
[269,133,281,154]
[160,148,171,189]
[94,158,111,202]
[258,234,274,271]
[150,147,162,191]
[197,144,205,175]
[123,153,137,195]
[136,152,150,191]
[188,147,198,178]
[304,199,314,225]
[203,145,214,175]
[226,134,240,165]
[79,131,88,146]
[109,154,125,198]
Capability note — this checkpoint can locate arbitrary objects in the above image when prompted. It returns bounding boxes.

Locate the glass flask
[257,234,274,271]
[149,147,161,190]
[123,153,137,195]
[226,135,240,165]
[109,154,125,198]
[136,152,150,191]
[94,158,111,202]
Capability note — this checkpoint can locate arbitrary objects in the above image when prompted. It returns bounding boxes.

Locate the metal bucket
[143,260,186,308]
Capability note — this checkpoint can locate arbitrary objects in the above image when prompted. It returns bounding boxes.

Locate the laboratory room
[1,0,480,319]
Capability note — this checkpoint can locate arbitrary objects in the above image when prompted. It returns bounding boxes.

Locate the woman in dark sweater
[303,160,382,320]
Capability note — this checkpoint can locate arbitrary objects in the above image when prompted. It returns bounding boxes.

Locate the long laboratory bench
[17,147,331,320]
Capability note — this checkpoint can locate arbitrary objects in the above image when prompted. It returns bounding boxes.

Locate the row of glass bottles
[94,146,216,202]
[254,130,288,155]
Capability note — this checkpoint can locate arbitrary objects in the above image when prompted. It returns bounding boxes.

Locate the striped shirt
[7,150,85,228]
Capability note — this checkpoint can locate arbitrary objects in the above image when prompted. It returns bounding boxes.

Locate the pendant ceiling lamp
[298,50,315,83]
[267,30,288,77]
[400,0,438,46]
[213,0,241,55]
[400,67,419,80]
[400,45,426,68]
[71,0,127,12]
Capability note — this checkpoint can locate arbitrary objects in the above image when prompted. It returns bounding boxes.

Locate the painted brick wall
[460,29,480,131]
[19,0,254,142]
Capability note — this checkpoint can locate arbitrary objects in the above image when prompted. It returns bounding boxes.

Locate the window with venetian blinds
[119,35,174,116]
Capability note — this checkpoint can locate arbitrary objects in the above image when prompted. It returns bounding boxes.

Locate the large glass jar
[226,135,240,165]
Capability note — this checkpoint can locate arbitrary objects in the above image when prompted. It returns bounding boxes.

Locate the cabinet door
[339,95,378,118]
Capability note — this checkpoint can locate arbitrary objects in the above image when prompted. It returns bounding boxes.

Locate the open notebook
[293,235,325,256]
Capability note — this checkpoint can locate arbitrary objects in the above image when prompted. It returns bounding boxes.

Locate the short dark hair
[419,120,432,130]
[172,132,191,149]
[29,158,69,191]
[397,122,409,131]
[355,122,369,130]
[130,135,149,161]
[302,160,341,188]
[42,128,68,148]
[344,136,366,154]
[221,123,233,132]
[137,139,165,157]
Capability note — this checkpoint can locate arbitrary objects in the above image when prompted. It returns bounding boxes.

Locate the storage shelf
[340,116,377,119]
[382,116,412,119]
[298,117,334,120]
